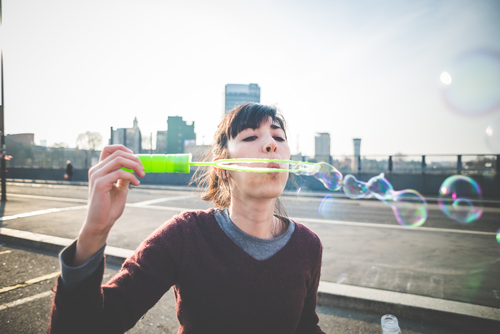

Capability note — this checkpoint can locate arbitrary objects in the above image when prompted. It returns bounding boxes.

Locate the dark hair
[191,102,289,221]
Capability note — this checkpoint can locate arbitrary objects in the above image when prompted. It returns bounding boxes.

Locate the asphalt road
[0,181,499,332]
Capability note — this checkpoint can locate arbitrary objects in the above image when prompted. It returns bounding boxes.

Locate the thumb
[116,179,131,191]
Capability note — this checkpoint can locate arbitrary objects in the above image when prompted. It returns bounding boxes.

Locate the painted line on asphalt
[296,217,497,236]
[0,290,53,311]
[0,272,60,294]
[130,195,197,206]
[0,206,88,222]
[8,193,88,203]
[125,204,192,211]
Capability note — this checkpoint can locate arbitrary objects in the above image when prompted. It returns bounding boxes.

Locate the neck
[228,195,280,239]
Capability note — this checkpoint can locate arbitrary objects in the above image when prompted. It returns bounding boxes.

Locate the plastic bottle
[381,314,402,334]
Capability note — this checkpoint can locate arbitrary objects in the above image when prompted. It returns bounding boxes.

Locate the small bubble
[318,194,335,218]
[312,162,343,191]
[388,190,428,227]
[342,174,370,199]
[367,173,394,201]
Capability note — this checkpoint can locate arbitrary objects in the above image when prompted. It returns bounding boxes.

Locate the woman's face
[226,116,291,200]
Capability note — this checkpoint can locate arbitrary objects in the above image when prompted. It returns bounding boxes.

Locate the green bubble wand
[122,154,318,174]
[122,154,343,191]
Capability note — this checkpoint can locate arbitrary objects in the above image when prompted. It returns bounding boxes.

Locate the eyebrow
[270,124,282,130]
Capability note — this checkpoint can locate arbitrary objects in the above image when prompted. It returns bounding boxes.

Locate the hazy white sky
[3,0,500,156]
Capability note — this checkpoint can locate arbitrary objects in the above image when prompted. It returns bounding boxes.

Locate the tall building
[353,138,361,171]
[315,133,331,162]
[156,130,167,154]
[224,83,260,114]
[6,133,35,145]
[167,116,196,154]
[109,117,142,153]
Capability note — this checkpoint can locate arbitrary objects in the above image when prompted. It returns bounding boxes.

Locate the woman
[48,103,325,333]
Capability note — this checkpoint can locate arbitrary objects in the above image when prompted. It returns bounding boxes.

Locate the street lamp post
[0,0,6,202]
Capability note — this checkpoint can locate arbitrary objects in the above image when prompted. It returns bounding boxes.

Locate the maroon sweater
[48,209,325,334]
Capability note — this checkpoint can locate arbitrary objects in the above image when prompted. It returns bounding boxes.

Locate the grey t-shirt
[60,209,295,291]
[214,208,295,261]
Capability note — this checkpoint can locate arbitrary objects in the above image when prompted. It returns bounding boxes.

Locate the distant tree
[76,132,103,168]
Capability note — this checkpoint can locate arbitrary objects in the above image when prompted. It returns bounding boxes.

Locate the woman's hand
[73,145,145,266]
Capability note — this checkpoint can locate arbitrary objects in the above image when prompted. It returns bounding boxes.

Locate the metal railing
[307,154,499,176]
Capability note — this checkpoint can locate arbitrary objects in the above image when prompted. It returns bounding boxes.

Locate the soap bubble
[318,194,335,218]
[290,162,321,176]
[388,190,428,227]
[295,185,313,196]
[438,175,483,223]
[313,162,343,191]
[485,115,500,154]
[497,229,500,243]
[342,174,370,199]
[440,49,500,116]
[367,173,394,201]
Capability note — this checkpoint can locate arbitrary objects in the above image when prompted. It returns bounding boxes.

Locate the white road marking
[8,193,88,204]
[295,217,497,236]
[0,291,53,311]
[0,206,87,222]
[130,195,196,206]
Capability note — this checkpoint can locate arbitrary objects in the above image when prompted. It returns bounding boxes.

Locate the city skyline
[3,0,500,156]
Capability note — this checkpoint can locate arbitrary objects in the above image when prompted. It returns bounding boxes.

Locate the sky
[2,0,500,157]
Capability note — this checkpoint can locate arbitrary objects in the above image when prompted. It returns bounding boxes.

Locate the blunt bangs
[227,103,287,140]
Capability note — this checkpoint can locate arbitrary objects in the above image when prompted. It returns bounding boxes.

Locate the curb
[1,227,499,331]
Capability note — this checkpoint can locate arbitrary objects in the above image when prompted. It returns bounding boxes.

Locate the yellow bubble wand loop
[122,154,321,174]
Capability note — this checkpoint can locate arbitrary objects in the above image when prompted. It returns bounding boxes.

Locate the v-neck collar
[208,208,298,264]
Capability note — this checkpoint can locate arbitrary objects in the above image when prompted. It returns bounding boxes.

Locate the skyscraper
[167,116,196,154]
[315,133,331,163]
[353,138,361,171]
[224,83,260,113]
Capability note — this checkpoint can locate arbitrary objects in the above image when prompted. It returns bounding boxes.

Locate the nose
[263,138,278,153]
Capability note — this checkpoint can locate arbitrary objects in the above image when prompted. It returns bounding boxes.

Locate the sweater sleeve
[47,217,184,334]
[294,239,325,334]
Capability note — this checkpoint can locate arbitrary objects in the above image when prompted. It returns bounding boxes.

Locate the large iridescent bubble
[438,175,483,223]
[440,49,500,116]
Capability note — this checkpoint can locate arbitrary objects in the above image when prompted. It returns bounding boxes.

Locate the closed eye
[274,136,285,142]
[243,136,257,142]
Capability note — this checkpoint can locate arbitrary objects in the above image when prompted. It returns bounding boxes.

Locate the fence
[321,154,499,177]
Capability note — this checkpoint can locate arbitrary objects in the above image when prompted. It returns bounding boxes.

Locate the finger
[116,178,131,191]
[99,145,134,163]
[94,150,145,177]
[97,169,141,189]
